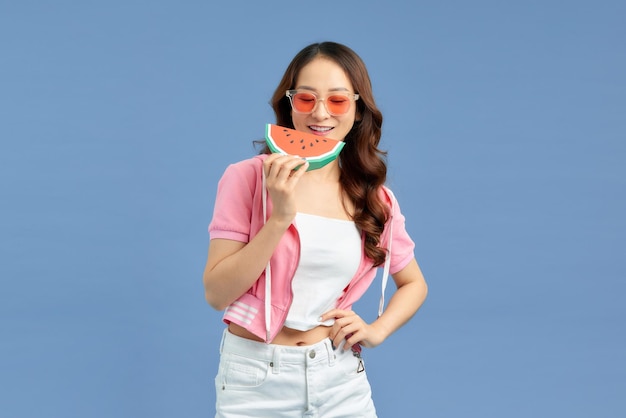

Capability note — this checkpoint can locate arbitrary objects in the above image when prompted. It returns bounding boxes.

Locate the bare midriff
[228,322,332,346]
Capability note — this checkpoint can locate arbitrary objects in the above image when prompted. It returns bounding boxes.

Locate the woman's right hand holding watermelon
[263,153,309,227]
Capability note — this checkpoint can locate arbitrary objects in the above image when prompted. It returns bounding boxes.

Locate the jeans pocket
[218,353,269,390]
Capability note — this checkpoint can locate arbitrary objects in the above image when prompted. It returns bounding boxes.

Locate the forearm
[372,276,428,341]
[323,266,428,350]
[203,216,291,310]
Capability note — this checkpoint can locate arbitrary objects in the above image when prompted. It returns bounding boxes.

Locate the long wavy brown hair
[260,42,389,266]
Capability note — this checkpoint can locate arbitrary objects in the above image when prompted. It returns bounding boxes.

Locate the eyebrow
[295,85,351,92]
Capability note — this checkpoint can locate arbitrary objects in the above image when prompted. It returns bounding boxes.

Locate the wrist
[266,214,293,230]
[371,318,393,342]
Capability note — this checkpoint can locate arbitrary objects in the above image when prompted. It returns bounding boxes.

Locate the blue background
[1,1,624,417]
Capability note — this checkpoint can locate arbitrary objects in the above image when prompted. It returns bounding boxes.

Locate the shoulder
[377,185,397,212]
[219,155,267,185]
[224,154,268,175]
[378,185,410,227]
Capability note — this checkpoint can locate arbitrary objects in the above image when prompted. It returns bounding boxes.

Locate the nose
[310,98,331,119]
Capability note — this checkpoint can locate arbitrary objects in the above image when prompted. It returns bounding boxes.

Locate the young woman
[203,41,427,417]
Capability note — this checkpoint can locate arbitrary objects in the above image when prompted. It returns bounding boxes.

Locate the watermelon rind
[265,124,345,171]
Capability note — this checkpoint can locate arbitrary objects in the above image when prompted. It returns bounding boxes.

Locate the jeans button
[309,350,316,359]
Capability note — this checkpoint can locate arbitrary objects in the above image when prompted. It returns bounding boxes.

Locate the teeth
[310,126,332,132]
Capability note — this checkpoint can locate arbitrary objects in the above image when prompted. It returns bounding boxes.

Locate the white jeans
[215,329,377,418]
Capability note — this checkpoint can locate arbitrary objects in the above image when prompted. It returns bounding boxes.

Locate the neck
[304,159,341,182]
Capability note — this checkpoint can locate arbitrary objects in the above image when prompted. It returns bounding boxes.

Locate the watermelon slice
[265,124,345,171]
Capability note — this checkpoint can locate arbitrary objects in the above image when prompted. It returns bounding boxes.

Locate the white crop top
[283,212,362,331]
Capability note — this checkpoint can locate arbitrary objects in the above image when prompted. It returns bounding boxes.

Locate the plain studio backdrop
[1,1,624,417]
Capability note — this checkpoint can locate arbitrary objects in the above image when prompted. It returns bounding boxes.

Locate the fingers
[289,159,309,181]
[319,309,340,323]
[323,310,365,350]
[264,154,308,183]
[263,154,308,223]
[337,325,363,350]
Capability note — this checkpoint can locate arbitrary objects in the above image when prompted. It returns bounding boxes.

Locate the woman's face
[291,57,357,142]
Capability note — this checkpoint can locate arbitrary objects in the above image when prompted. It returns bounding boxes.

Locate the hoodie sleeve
[208,158,260,243]
[386,190,416,275]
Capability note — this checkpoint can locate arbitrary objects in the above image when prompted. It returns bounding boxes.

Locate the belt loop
[219,329,227,354]
[325,340,336,367]
[271,347,281,374]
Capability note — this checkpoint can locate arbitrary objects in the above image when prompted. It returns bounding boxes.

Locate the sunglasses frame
[285,89,359,116]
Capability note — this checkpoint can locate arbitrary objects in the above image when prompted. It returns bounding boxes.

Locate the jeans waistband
[220,328,337,367]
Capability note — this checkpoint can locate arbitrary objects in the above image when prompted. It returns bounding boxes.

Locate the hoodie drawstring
[378,187,395,317]
[262,169,272,342]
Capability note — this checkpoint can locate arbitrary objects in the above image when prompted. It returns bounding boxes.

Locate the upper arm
[204,238,246,276]
[391,258,427,292]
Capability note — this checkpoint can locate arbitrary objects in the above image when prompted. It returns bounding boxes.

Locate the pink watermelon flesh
[265,124,345,171]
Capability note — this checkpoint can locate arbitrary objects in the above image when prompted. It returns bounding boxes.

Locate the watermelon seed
[310,142,313,147]
[301,146,306,150]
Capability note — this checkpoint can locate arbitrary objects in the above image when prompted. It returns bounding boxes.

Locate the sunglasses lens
[292,93,317,113]
[326,95,351,115]
[290,92,353,115]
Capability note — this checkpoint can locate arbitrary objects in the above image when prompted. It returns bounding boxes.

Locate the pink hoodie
[208,154,415,343]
